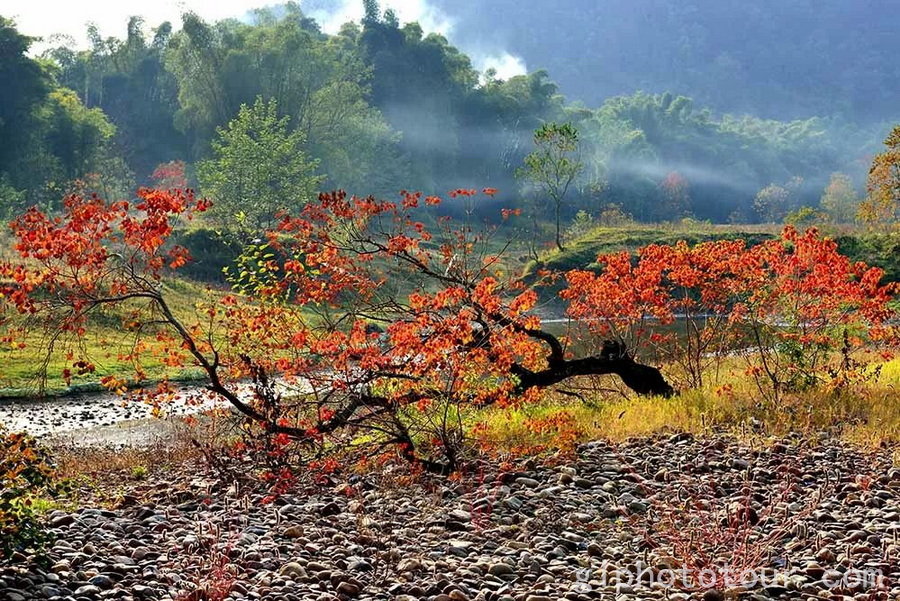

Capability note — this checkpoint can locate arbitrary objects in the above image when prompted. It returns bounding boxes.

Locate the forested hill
[0,2,897,226]
[433,0,900,123]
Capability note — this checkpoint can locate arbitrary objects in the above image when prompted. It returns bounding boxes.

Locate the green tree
[0,18,121,210]
[753,177,802,223]
[0,17,51,182]
[47,18,186,181]
[197,97,324,232]
[819,172,858,223]
[164,12,233,152]
[579,91,838,222]
[163,8,406,194]
[858,126,900,227]
[36,89,117,182]
[753,183,790,223]
[517,122,583,251]
[357,5,484,191]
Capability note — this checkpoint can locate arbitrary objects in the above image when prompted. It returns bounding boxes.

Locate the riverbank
[0,370,208,403]
[0,385,220,440]
[3,354,900,454]
[3,432,898,601]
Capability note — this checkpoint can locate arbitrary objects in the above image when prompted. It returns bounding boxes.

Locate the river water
[0,383,222,445]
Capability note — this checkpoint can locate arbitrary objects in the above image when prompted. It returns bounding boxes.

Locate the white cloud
[478,52,527,81]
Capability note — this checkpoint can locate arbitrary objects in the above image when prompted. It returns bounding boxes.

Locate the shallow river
[0,383,223,445]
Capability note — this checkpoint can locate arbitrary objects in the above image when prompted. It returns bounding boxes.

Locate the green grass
[0,228,225,396]
[0,279,221,397]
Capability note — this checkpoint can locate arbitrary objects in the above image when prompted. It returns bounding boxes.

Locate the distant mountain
[432,0,900,122]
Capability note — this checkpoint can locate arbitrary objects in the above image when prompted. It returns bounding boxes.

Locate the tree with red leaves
[562,227,897,398]
[1,187,674,473]
[3,187,895,473]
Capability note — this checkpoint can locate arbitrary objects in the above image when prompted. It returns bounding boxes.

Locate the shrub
[0,429,58,558]
[561,226,899,398]
[171,227,243,283]
[784,205,826,227]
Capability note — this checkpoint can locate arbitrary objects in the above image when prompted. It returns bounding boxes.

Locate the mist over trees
[1,1,897,225]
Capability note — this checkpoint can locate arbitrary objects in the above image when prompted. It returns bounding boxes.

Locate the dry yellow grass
[477,356,900,453]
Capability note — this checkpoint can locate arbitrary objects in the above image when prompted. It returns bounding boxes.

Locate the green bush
[835,232,900,284]
[0,430,57,558]
[171,228,244,283]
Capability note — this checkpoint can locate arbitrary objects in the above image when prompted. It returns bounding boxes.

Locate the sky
[6,0,527,79]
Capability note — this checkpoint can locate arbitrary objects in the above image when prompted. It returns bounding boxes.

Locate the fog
[431,0,900,124]
[611,161,755,195]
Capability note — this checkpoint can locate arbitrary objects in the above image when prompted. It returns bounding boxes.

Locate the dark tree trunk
[514,339,675,398]
[518,354,675,397]
[555,201,565,251]
[219,332,673,477]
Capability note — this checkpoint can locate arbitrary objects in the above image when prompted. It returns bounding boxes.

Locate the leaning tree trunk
[198,323,673,476]
[514,339,675,398]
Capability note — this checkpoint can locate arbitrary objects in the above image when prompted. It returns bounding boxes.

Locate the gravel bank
[2,433,898,601]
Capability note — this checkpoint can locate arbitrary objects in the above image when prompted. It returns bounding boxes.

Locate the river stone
[488,563,516,576]
[336,581,360,596]
[448,509,472,522]
[279,562,307,579]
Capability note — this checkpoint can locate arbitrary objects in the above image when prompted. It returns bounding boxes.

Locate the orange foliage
[1,185,896,472]
[562,226,898,393]
[858,125,900,225]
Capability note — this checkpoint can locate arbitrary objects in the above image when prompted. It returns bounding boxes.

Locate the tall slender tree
[517,122,583,251]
